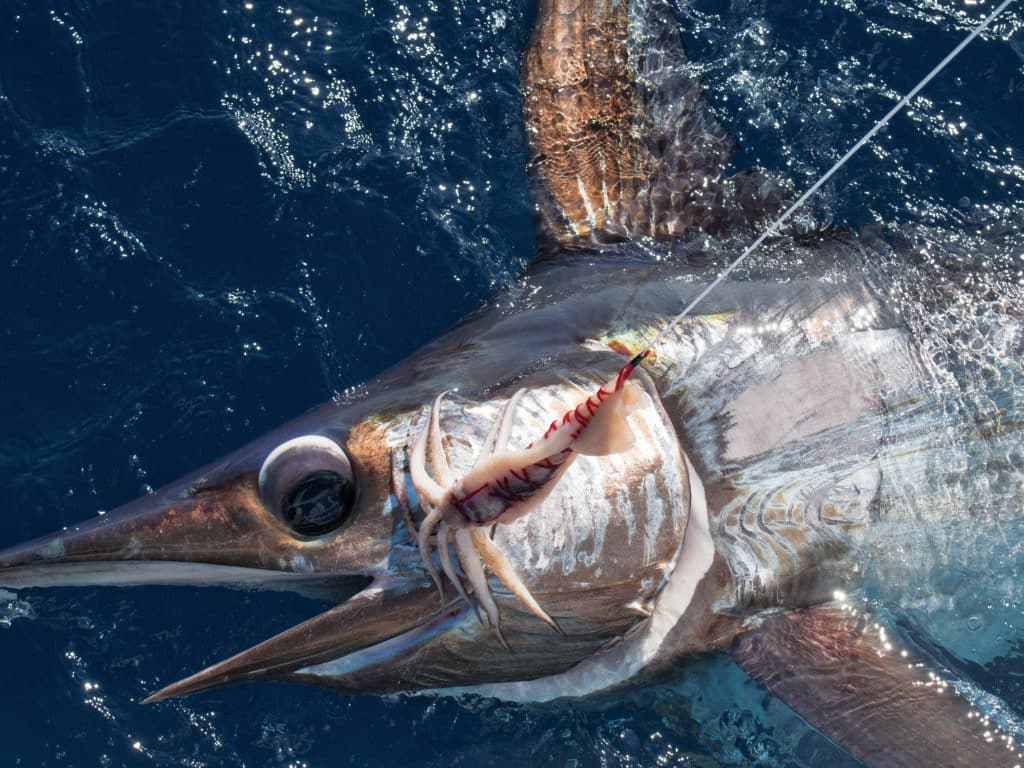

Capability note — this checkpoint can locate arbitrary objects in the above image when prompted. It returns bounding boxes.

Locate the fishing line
[637,0,1016,361]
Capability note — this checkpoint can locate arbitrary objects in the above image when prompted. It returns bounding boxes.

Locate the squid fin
[573,384,636,457]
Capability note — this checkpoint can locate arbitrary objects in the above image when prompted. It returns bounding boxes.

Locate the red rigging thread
[453,348,652,514]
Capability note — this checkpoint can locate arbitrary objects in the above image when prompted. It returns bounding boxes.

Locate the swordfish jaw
[141,580,454,702]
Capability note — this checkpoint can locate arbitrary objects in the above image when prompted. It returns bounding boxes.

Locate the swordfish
[2,1,1023,765]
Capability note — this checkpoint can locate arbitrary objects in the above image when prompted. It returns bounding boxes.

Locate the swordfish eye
[257,435,357,537]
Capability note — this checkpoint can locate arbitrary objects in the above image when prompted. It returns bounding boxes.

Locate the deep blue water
[0,0,1021,765]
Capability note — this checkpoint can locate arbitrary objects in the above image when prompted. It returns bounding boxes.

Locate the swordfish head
[0,340,706,701]
[0,0,782,703]
[0,0,746,704]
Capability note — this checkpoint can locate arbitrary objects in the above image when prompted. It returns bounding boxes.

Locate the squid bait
[406,351,648,647]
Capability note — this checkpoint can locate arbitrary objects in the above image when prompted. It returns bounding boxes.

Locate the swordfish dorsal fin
[522,0,785,250]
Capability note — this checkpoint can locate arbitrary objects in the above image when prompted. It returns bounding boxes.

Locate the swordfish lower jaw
[141,576,464,702]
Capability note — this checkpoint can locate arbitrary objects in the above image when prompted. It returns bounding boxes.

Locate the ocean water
[0,0,1021,766]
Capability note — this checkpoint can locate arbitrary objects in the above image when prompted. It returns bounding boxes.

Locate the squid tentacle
[471,526,564,637]
[409,395,449,508]
[417,507,445,602]
[456,527,510,652]
[428,392,454,486]
[438,520,482,624]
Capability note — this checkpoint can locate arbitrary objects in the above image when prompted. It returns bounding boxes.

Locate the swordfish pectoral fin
[732,603,1021,768]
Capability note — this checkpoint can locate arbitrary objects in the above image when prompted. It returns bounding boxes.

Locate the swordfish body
[1,1,1023,766]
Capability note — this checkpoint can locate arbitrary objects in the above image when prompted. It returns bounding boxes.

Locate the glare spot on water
[0,591,34,628]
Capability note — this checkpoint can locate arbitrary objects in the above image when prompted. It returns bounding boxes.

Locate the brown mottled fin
[732,604,1021,768]
[523,0,785,249]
